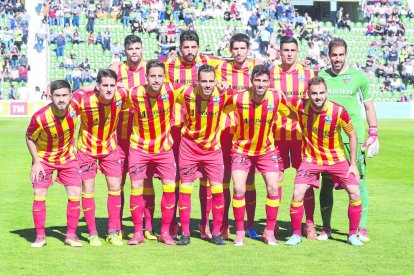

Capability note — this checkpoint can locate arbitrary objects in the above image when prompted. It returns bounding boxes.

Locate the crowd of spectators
[361,0,414,99]
[0,0,30,95]
[2,0,413,102]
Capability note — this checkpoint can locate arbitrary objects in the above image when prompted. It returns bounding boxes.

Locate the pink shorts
[118,141,130,176]
[276,140,302,170]
[128,147,176,181]
[294,161,359,188]
[179,137,224,183]
[231,150,281,173]
[32,159,82,189]
[78,149,122,180]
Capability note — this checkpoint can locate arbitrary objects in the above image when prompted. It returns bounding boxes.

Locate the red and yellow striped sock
[348,199,362,236]
[66,196,81,237]
[290,200,304,236]
[33,196,46,238]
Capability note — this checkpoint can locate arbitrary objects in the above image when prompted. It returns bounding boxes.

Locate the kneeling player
[224,65,292,246]
[285,76,363,246]
[26,80,82,248]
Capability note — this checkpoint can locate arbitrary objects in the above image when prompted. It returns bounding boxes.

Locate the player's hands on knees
[346,164,360,184]
[31,161,45,183]
[362,126,379,158]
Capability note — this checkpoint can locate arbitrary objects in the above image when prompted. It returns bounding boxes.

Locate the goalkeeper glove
[362,126,379,158]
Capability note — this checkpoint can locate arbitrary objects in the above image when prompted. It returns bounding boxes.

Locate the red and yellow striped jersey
[177,85,233,151]
[270,64,315,141]
[162,55,224,128]
[26,103,78,165]
[224,89,290,156]
[218,59,255,134]
[292,99,354,165]
[115,61,147,143]
[162,55,225,86]
[127,83,181,153]
[73,87,126,157]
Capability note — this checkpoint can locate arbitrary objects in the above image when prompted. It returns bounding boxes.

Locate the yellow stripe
[211,184,223,194]
[278,182,283,187]
[232,198,246,208]
[143,187,155,196]
[68,196,81,202]
[266,198,280,207]
[82,193,94,198]
[246,184,256,191]
[223,182,230,190]
[34,196,46,201]
[349,199,362,206]
[131,188,144,196]
[179,184,193,194]
[291,201,303,207]
[108,190,121,196]
[162,183,176,193]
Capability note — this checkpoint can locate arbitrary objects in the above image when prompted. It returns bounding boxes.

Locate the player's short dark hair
[180,30,199,47]
[146,59,165,75]
[124,34,142,49]
[328,37,348,54]
[230,33,250,50]
[197,64,215,80]
[50,80,71,95]
[280,35,298,49]
[308,76,327,90]
[251,65,270,80]
[97,69,117,84]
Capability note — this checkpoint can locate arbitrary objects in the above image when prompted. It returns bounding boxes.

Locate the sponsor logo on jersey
[161,94,169,102]
[343,75,351,84]
[324,115,332,123]
[213,96,220,105]
[70,110,77,118]
[268,104,275,111]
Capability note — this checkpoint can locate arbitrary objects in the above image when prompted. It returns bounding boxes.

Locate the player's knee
[293,190,305,202]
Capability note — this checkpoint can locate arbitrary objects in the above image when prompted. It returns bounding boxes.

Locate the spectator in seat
[18,64,28,82]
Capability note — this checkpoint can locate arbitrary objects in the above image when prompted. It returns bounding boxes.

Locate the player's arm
[362,99,379,157]
[25,119,44,183]
[344,126,360,183]
[277,92,298,121]
[359,72,379,157]
[340,108,360,182]
[223,94,237,114]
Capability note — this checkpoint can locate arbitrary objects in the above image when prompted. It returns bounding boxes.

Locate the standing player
[109,34,157,241]
[269,36,316,239]
[26,80,82,248]
[73,69,126,246]
[217,33,262,239]
[176,65,229,246]
[126,60,181,245]
[285,76,363,246]
[318,38,379,242]
[224,65,292,246]
[162,30,225,239]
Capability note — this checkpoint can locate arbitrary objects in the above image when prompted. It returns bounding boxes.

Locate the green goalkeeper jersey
[318,67,373,143]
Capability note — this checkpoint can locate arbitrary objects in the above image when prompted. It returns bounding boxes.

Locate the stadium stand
[0,0,29,99]
[1,0,413,102]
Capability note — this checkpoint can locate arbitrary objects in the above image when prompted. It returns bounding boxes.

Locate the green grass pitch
[0,118,413,275]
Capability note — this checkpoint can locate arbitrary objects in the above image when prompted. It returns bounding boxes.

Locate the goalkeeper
[317,38,379,242]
